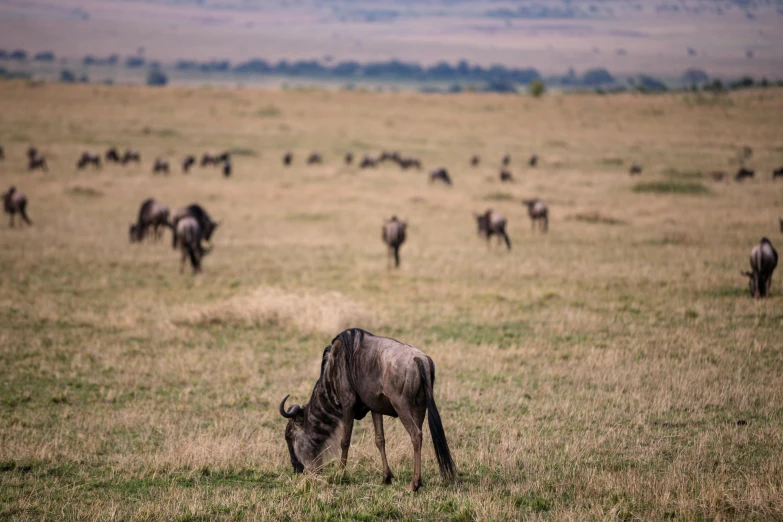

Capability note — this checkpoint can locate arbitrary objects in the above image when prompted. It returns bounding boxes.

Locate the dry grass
[1,82,782,521]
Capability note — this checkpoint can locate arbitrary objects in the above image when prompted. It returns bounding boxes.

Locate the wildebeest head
[279,395,306,473]
[129,224,140,243]
[475,211,490,236]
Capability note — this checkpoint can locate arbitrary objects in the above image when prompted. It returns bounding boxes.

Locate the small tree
[146,67,168,87]
[529,79,546,97]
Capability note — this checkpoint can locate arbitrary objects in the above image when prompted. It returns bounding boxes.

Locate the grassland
[1,82,782,521]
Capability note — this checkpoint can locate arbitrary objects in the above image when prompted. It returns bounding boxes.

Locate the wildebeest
[171,204,219,249]
[182,155,196,174]
[201,153,220,167]
[502,154,510,167]
[27,147,38,161]
[283,152,293,166]
[344,152,353,165]
[122,149,141,165]
[470,155,480,167]
[396,157,421,170]
[0,145,5,160]
[105,147,121,163]
[3,186,32,227]
[379,151,400,163]
[522,198,549,233]
[710,171,727,182]
[129,198,170,242]
[499,169,513,182]
[279,328,456,491]
[629,163,643,175]
[780,219,783,234]
[529,154,538,167]
[742,238,778,298]
[307,152,323,165]
[152,158,170,175]
[222,161,232,178]
[740,145,753,160]
[217,152,230,163]
[773,167,783,180]
[475,209,511,250]
[360,156,377,169]
[735,167,754,181]
[28,155,47,172]
[429,168,452,186]
[382,216,407,269]
[176,216,210,274]
[76,151,101,170]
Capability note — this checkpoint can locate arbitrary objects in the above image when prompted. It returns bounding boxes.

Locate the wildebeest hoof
[382,472,394,485]
[410,479,422,492]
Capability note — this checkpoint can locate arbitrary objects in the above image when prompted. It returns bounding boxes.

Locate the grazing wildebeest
[742,238,778,298]
[780,219,783,234]
[470,155,480,167]
[182,155,196,174]
[105,147,121,163]
[3,186,32,227]
[279,328,457,491]
[629,163,643,175]
[176,216,210,274]
[171,204,219,249]
[382,216,407,269]
[222,161,231,178]
[522,198,549,233]
[360,156,377,169]
[28,155,47,172]
[344,152,353,165]
[475,209,511,250]
[502,154,510,167]
[129,198,170,243]
[735,167,754,181]
[499,169,514,182]
[76,151,101,170]
[397,157,421,170]
[283,152,293,166]
[201,153,220,167]
[27,147,38,162]
[217,152,230,163]
[430,168,452,186]
[529,154,538,167]
[122,149,141,165]
[152,157,170,175]
[379,151,400,163]
[0,145,5,160]
[307,152,323,165]
[773,167,783,180]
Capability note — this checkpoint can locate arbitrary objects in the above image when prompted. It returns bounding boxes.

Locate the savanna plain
[0,82,782,521]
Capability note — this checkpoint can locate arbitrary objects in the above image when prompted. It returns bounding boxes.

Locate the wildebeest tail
[394,246,400,268]
[185,239,200,271]
[416,357,457,482]
[19,201,32,225]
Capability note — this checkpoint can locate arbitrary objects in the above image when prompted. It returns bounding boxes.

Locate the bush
[581,68,614,86]
[636,75,668,92]
[125,56,145,68]
[146,67,168,86]
[60,69,77,83]
[682,68,708,85]
[529,79,545,97]
[34,51,55,62]
[10,49,27,61]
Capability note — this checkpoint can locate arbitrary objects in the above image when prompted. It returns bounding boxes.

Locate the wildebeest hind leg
[372,412,394,484]
[339,411,355,470]
[398,411,424,491]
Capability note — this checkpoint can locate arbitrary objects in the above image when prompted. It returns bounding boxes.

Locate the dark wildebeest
[307,152,323,165]
[502,154,510,167]
[397,157,421,170]
[499,169,513,182]
[430,168,452,186]
[735,167,754,181]
[742,238,778,298]
[76,151,101,170]
[27,147,38,162]
[0,145,5,160]
[360,156,377,169]
[182,155,196,174]
[522,198,549,233]
[283,152,293,166]
[176,216,210,274]
[780,219,783,234]
[201,153,220,167]
[279,328,456,491]
[773,167,783,180]
[152,158,170,175]
[629,163,643,175]
[475,209,511,250]
[379,151,400,163]
[382,216,407,269]
[171,204,219,249]
[129,198,170,243]
[3,186,33,227]
[529,154,538,167]
[122,149,141,165]
[470,155,480,167]
[217,152,230,163]
[28,155,47,172]
[222,161,232,178]
[106,147,121,163]
[344,152,354,165]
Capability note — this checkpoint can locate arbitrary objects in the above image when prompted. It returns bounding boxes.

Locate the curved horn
[279,395,302,418]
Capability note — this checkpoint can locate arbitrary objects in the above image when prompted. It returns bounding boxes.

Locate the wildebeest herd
[1,139,781,492]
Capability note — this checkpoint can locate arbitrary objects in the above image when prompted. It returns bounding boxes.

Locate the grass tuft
[633,180,710,195]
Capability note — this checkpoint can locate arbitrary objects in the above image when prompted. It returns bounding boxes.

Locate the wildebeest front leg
[372,412,394,484]
[339,407,355,469]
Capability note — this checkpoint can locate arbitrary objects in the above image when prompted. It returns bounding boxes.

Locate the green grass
[633,180,711,195]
